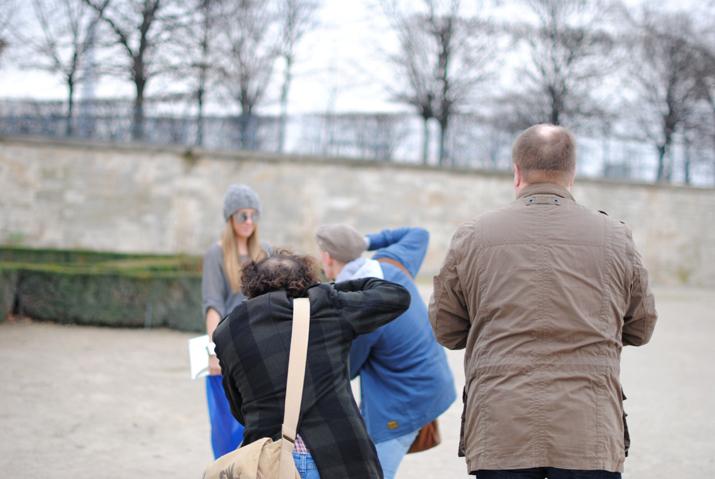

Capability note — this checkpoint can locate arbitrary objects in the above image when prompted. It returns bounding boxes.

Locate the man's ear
[513,163,523,189]
[319,251,333,278]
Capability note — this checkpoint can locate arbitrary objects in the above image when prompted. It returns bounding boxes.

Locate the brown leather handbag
[407,419,441,454]
[375,257,442,454]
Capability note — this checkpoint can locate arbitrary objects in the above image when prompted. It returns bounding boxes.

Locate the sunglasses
[233,211,260,224]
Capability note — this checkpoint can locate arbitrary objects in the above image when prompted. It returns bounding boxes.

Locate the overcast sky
[0,0,705,115]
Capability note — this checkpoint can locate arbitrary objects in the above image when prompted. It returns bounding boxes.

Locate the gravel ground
[0,286,713,478]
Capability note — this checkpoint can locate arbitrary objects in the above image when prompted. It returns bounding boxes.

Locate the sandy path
[1,286,713,478]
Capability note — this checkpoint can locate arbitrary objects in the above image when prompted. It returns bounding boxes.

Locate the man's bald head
[512,124,576,186]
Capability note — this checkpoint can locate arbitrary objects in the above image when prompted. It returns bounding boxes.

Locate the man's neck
[332,261,347,280]
[516,181,572,198]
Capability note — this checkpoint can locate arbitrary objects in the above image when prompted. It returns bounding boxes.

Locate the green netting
[0,246,204,332]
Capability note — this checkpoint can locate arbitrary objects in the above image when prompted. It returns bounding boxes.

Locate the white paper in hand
[188,334,210,379]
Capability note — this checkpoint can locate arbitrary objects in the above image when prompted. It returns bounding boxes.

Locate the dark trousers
[474,468,621,479]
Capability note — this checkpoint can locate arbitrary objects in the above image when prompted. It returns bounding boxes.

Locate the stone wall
[2,136,714,286]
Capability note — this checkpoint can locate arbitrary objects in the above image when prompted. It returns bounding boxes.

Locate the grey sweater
[201,242,271,319]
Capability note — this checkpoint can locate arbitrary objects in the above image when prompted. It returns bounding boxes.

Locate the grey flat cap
[223,184,262,221]
[315,223,366,263]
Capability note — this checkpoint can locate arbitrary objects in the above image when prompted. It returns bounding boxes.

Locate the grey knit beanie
[315,223,367,263]
[223,184,262,221]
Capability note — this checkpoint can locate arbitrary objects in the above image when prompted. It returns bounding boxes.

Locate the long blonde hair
[221,221,268,293]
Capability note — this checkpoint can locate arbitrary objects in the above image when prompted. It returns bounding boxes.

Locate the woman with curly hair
[213,251,411,478]
[201,184,271,459]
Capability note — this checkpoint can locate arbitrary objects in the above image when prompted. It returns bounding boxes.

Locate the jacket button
[387,421,399,430]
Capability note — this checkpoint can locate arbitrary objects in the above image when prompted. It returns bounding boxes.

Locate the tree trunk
[683,139,691,185]
[278,54,293,153]
[196,83,206,146]
[712,115,715,187]
[550,99,560,125]
[548,86,562,125]
[196,1,210,147]
[195,54,207,146]
[239,112,256,150]
[656,144,667,182]
[657,117,675,182]
[664,147,674,183]
[66,77,75,137]
[132,79,146,141]
[421,117,430,165]
[438,119,448,166]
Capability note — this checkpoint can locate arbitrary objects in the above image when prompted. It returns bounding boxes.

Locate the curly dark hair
[241,249,320,299]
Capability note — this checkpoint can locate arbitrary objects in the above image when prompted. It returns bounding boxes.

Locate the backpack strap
[278,297,310,479]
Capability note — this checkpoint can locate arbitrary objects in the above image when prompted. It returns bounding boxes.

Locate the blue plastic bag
[206,374,244,458]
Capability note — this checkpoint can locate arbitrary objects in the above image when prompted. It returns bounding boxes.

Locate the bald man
[430,124,657,479]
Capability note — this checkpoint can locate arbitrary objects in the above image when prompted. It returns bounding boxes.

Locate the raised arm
[335,277,411,336]
[367,227,429,278]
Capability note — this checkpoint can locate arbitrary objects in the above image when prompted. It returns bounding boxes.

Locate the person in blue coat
[316,224,456,479]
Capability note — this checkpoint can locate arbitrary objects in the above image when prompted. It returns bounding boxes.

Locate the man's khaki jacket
[429,183,657,474]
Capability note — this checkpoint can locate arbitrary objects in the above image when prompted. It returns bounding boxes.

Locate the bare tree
[382,0,497,166]
[193,0,214,147]
[508,0,619,128]
[20,0,105,136]
[691,3,715,183]
[384,7,436,165]
[82,0,183,141]
[431,7,497,166]
[0,0,15,64]
[215,0,279,150]
[699,56,715,184]
[276,0,320,153]
[172,0,224,146]
[629,10,702,182]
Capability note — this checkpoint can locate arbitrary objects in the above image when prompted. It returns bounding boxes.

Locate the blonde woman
[202,184,271,458]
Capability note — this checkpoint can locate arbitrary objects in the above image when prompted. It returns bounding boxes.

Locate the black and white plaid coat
[213,277,411,479]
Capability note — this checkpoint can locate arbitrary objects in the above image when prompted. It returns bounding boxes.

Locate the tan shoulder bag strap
[377,257,413,280]
[278,297,310,479]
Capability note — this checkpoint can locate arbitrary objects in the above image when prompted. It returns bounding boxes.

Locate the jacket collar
[516,182,575,201]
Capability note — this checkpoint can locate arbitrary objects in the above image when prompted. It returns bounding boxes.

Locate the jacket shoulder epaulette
[598,209,627,225]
